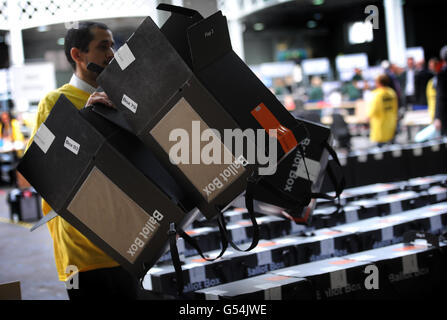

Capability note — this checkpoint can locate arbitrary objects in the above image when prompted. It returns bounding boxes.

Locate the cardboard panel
[150,97,245,202]
[68,167,159,263]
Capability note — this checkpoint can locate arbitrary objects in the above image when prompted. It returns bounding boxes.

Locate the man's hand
[86,92,115,109]
[434,118,442,132]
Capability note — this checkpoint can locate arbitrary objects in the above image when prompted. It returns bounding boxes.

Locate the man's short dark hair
[64,21,110,70]
[376,74,392,87]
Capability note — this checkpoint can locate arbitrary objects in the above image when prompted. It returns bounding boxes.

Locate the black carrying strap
[168,223,184,296]
[254,141,346,216]
[168,219,230,296]
[309,141,346,216]
[216,171,261,252]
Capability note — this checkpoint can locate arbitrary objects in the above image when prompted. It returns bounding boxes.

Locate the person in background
[427,57,440,121]
[434,45,447,136]
[403,57,416,110]
[414,60,434,108]
[24,21,140,300]
[308,76,324,102]
[0,111,24,143]
[367,74,398,146]
[382,61,403,109]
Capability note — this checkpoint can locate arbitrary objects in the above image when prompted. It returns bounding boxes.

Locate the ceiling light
[313,0,325,5]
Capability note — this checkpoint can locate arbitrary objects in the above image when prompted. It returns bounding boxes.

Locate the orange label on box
[265,275,290,282]
[258,241,277,248]
[393,245,427,252]
[251,103,298,154]
[329,259,357,265]
[322,230,343,236]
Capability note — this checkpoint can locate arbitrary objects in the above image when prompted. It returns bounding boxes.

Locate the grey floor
[0,189,68,300]
[0,127,419,300]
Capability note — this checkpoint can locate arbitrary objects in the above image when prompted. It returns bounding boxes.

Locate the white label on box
[115,43,135,70]
[290,222,306,233]
[296,158,321,183]
[381,226,394,241]
[330,270,348,289]
[231,227,247,243]
[34,123,55,154]
[64,136,80,155]
[320,238,335,256]
[229,214,241,223]
[390,201,403,214]
[431,144,440,152]
[342,226,360,233]
[402,255,419,275]
[413,147,423,156]
[357,154,367,162]
[436,191,447,202]
[373,152,383,160]
[189,266,206,284]
[345,210,359,224]
[142,274,153,290]
[392,149,402,157]
[204,289,227,300]
[205,294,219,300]
[121,94,138,113]
[330,269,348,289]
[378,191,387,197]
[257,250,272,266]
[177,238,185,255]
[264,287,282,300]
[430,215,442,231]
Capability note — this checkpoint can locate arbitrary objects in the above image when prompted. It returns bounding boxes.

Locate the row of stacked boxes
[142,174,447,297]
[321,138,447,191]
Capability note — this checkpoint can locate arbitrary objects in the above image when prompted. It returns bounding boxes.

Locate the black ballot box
[18,95,197,278]
[157,6,338,221]
[97,15,298,220]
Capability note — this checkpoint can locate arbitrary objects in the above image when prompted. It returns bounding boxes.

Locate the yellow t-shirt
[427,78,436,121]
[368,87,398,143]
[26,84,119,281]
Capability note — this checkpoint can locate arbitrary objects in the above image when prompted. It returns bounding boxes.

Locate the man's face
[79,27,115,77]
[407,57,415,69]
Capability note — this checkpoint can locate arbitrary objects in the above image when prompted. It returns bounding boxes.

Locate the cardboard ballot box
[194,273,311,300]
[345,242,447,299]
[97,15,297,220]
[270,256,376,300]
[18,96,197,278]
[159,6,334,221]
[161,8,303,159]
